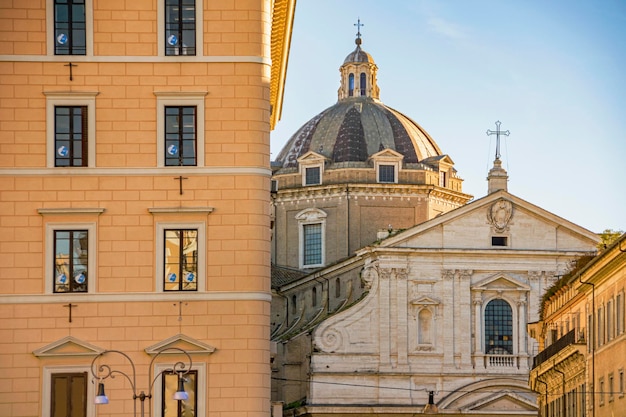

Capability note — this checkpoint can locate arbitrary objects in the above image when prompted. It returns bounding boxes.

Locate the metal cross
[354,18,364,39]
[174,175,188,195]
[174,301,188,322]
[63,303,77,323]
[486,120,510,160]
[64,62,77,81]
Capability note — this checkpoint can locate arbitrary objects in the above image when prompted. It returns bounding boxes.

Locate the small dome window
[348,73,354,96]
[360,73,366,96]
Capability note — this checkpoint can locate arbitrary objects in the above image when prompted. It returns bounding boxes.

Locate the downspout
[534,378,548,417]
[553,361,566,417]
[578,277,595,417]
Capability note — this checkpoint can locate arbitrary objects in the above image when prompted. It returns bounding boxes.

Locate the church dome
[274,98,442,168]
[274,35,442,169]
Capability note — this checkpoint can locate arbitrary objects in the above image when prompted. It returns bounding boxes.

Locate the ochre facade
[0,1,295,416]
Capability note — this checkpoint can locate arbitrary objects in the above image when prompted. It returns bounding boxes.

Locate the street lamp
[91,347,192,417]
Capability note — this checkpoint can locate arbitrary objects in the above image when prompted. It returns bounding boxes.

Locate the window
[607,300,614,341]
[54,106,87,167]
[54,230,88,293]
[360,73,366,96]
[312,286,318,307]
[305,166,321,186]
[50,372,87,417]
[54,0,86,55]
[484,299,513,354]
[162,370,197,417]
[588,314,593,351]
[164,0,196,56]
[619,369,624,398]
[378,164,395,183]
[45,92,97,168]
[617,293,624,335]
[348,73,354,96]
[155,92,206,167]
[598,307,604,347]
[155,221,205,292]
[303,224,322,266]
[439,171,447,187]
[296,208,326,269]
[599,377,605,406]
[164,229,198,291]
[291,295,297,315]
[165,106,197,166]
[491,236,508,247]
[335,278,341,298]
[609,373,614,402]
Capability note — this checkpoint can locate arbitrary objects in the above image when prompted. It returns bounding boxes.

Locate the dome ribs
[332,107,368,162]
[382,108,419,163]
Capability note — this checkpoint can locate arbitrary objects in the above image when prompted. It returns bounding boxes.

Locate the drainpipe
[578,277,595,417]
[534,378,548,417]
[553,361,566,417]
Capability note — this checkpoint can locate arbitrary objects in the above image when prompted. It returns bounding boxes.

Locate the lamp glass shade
[173,376,189,400]
[95,382,109,404]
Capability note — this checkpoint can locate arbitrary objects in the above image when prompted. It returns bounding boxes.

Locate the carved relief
[487,199,513,233]
[316,327,343,352]
[361,264,378,289]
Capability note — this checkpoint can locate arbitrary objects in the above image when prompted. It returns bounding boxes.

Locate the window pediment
[472,273,530,292]
[295,208,327,222]
[33,336,104,358]
[145,333,216,355]
[410,295,441,306]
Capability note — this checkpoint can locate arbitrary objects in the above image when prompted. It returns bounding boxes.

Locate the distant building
[528,234,626,417]
[270,33,599,416]
[0,1,295,416]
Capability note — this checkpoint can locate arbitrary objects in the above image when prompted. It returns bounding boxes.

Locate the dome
[274,97,442,168]
[274,34,444,169]
[343,45,375,64]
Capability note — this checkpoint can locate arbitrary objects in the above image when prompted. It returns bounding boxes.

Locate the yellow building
[0,1,295,416]
[529,234,626,417]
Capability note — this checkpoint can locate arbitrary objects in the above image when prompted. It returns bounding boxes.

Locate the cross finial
[486,120,510,160]
[354,18,364,43]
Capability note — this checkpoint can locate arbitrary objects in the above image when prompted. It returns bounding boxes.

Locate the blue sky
[271,0,626,234]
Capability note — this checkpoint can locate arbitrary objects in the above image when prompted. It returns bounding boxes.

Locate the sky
[271,0,626,234]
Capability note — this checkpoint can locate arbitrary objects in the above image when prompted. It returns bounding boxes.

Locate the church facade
[270,33,599,416]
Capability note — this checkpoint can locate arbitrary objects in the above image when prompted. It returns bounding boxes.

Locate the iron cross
[63,303,77,323]
[486,120,510,160]
[64,62,77,81]
[354,18,364,39]
[174,175,188,195]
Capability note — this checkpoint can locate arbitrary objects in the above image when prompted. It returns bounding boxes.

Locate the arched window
[360,73,366,96]
[335,278,341,298]
[418,309,433,344]
[312,286,318,306]
[348,73,354,96]
[484,299,513,354]
[291,295,297,315]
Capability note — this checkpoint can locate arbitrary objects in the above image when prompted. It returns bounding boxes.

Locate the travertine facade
[0,1,295,416]
[529,234,626,417]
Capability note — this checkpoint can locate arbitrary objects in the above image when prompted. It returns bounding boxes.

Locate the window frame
[163,228,199,292]
[153,362,205,417]
[378,164,396,183]
[304,166,321,186]
[164,106,198,167]
[45,222,96,294]
[156,221,206,292]
[155,92,206,168]
[42,366,95,417]
[47,0,93,56]
[483,298,514,355]
[53,229,89,293]
[54,105,88,167]
[296,208,326,269]
[158,0,203,57]
[45,92,97,168]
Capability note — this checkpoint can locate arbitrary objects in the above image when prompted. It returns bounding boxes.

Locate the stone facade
[0,1,295,416]
[271,189,599,415]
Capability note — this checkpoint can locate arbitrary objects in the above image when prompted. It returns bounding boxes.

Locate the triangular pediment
[463,390,538,412]
[472,273,530,292]
[33,336,104,358]
[369,148,403,161]
[297,151,326,164]
[145,334,216,355]
[410,295,440,305]
[367,190,598,251]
